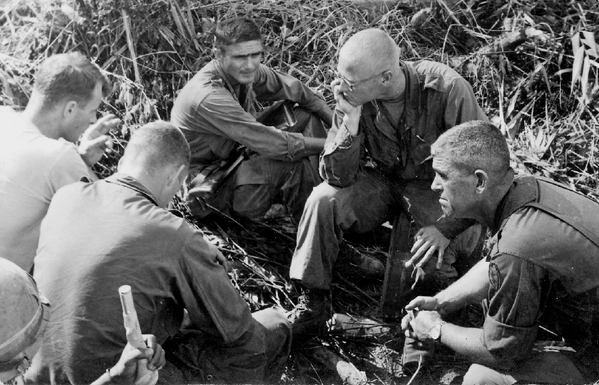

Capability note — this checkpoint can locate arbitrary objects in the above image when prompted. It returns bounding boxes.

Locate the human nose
[245,55,258,70]
[337,78,352,92]
[431,174,442,192]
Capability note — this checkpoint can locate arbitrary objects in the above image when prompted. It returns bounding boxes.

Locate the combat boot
[287,288,332,339]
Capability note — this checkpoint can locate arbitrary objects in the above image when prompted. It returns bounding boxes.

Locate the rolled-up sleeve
[178,230,254,343]
[253,65,331,117]
[319,110,363,187]
[199,91,306,161]
[481,252,543,368]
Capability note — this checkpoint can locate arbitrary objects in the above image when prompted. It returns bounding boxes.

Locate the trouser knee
[462,363,515,385]
[232,184,272,219]
[303,182,337,212]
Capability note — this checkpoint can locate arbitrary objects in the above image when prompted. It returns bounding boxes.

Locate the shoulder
[255,63,280,79]
[147,206,198,248]
[0,106,20,122]
[495,206,568,261]
[52,140,86,169]
[6,118,86,174]
[410,60,462,80]
[408,60,469,91]
[176,60,227,107]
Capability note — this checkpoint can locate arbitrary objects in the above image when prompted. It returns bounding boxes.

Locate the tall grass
[2,0,597,196]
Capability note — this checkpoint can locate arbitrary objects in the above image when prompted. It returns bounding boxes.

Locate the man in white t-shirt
[0,52,120,272]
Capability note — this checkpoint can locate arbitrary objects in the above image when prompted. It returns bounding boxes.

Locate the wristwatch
[429,320,446,341]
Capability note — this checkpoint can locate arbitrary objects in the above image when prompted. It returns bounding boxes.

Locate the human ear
[62,100,78,119]
[473,169,488,194]
[381,70,393,83]
[166,164,187,191]
[213,47,224,61]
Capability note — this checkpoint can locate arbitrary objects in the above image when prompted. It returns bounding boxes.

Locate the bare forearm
[440,324,500,367]
[435,259,490,316]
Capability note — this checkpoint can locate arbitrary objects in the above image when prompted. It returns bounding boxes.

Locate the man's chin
[238,74,256,84]
[440,207,453,218]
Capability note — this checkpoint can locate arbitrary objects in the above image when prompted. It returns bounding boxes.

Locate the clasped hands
[102,334,165,385]
[401,297,443,342]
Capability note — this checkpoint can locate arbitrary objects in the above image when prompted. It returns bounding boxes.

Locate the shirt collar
[105,173,159,206]
[491,175,538,233]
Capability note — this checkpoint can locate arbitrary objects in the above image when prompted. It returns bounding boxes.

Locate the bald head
[121,121,190,174]
[339,29,400,77]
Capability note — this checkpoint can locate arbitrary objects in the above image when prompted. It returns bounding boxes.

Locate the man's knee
[462,363,516,385]
[232,184,272,218]
[253,308,292,343]
[304,182,338,211]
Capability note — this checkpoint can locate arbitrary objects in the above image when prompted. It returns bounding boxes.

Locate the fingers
[405,295,432,310]
[406,239,433,268]
[405,244,424,267]
[415,246,436,269]
[84,114,121,138]
[86,134,113,151]
[436,247,445,269]
[400,315,411,331]
[142,334,165,371]
[404,321,417,338]
[146,345,165,371]
[407,229,428,267]
[332,82,343,103]
[409,233,424,254]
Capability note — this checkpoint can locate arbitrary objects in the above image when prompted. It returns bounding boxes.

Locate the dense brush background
[1,0,598,383]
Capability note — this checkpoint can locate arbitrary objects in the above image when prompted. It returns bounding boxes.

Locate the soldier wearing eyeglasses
[288,28,488,340]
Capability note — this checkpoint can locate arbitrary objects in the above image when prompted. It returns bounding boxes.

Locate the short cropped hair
[214,17,262,51]
[34,52,111,110]
[431,120,510,176]
[125,121,190,173]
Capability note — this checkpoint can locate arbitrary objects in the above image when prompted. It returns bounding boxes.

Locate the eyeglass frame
[335,69,388,92]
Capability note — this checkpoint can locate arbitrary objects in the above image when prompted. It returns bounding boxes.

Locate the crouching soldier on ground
[288,28,486,340]
[26,122,291,384]
[171,17,333,223]
[402,120,599,384]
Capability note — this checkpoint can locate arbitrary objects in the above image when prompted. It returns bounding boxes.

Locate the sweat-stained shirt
[0,107,88,272]
[482,175,599,374]
[27,173,254,384]
[170,60,331,167]
[320,60,488,238]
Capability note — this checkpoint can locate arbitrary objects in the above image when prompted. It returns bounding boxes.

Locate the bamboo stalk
[121,5,141,84]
